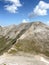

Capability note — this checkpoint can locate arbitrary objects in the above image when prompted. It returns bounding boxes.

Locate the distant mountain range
[0,21,49,57]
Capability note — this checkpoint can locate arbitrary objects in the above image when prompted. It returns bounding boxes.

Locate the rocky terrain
[0,53,49,65]
[0,21,49,65]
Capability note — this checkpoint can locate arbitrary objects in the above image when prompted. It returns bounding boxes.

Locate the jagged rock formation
[0,22,49,57]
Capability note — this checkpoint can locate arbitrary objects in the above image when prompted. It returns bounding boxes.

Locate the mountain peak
[0,21,49,57]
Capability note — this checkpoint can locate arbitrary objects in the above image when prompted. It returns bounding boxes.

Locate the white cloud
[4,0,22,13]
[22,19,29,23]
[30,1,49,17]
[5,4,18,13]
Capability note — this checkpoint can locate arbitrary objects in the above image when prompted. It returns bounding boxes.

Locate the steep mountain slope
[0,23,32,55]
[0,22,49,57]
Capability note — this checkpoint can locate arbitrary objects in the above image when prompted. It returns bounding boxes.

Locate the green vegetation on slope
[9,39,49,57]
[0,36,16,55]
[0,37,7,49]
[9,39,42,54]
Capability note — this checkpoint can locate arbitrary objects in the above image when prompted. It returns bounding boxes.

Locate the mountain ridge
[0,21,49,57]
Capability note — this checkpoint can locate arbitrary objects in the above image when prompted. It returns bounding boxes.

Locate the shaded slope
[0,23,32,55]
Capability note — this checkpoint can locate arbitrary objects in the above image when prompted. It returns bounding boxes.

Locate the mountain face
[0,22,49,57]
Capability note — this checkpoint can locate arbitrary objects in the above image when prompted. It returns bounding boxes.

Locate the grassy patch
[44,51,49,57]
[15,39,40,53]
[0,36,14,55]
[14,39,49,57]
[0,37,7,49]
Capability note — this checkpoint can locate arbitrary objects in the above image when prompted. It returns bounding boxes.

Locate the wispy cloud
[4,0,22,13]
[29,1,49,17]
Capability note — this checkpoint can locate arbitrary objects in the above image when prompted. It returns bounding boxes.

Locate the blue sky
[0,0,49,26]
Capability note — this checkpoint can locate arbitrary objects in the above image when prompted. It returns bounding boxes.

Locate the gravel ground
[0,53,49,65]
